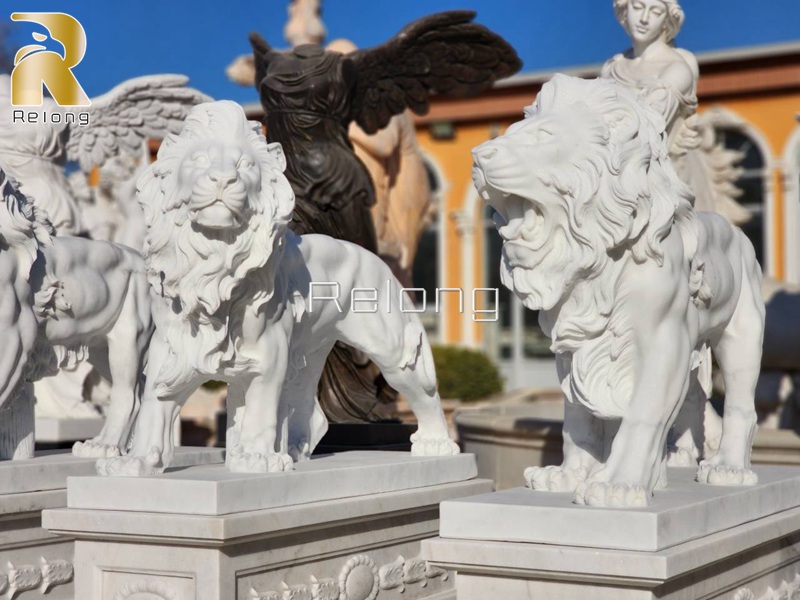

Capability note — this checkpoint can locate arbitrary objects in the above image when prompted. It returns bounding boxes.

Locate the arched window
[715,128,767,266]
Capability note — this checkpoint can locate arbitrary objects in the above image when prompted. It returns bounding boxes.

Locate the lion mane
[0,170,54,280]
[493,75,700,418]
[136,101,295,397]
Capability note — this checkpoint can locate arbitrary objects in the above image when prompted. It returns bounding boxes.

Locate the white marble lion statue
[0,170,153,459]
[97,101,457,476]
[472,75,764,507]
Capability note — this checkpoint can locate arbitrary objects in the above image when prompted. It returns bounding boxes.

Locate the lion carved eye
[192,153,210,168]
[237,155,254,170]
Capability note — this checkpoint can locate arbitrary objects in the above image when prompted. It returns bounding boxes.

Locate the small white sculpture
[93,141,151,251]
[602,0,750,225]
[98,101,457,476]
[0,170,154,459]
[472,75,764,506]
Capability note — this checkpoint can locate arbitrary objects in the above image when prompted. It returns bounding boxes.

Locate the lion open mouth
[474,165,547,251]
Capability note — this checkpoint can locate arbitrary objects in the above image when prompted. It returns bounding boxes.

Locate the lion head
[473,74,695,315]
[473,75,697,418]
[136,101,295,396]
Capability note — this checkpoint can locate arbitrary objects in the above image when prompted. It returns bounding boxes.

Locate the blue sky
[5,0,800,104]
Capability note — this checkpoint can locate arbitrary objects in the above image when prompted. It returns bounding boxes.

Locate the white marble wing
[65,74,212,173]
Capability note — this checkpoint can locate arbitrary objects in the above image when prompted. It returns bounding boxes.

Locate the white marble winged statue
[97,101,458,476]
[0,73,210,236]
[0,170,154,460]
[472,75,764,507]
[0,73,210,425]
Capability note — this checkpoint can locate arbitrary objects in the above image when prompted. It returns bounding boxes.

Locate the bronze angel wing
[348,11,522,134]
[249,32,273,93]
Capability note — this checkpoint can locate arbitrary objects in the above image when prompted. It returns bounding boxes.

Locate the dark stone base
[215,411,415,452]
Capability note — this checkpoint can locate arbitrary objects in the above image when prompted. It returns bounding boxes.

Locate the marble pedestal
[0,447,224,600]
[423,466,800,600]
[43,452,490,600]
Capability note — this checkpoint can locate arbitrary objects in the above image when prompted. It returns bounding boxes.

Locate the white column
[782,163,800,284]
[451,210,478,348]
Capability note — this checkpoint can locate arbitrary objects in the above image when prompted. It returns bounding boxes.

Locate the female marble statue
[602,0,749,223]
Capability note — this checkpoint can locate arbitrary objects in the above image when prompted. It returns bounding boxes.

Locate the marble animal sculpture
[602,0,749,225]
[249,10,521,423]
[0,170,153,460]
[0,73,209,424]
[472,75,764,507]
[97,101,457,476]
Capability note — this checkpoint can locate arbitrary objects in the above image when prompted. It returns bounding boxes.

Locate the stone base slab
[439,466,800,551]
[0,447,224,600]
[0,446,224,496]
[44,455,488,600]
[66,451,478,515]
[424,466,800,600]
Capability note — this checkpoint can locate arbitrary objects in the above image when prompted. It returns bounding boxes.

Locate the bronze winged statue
[250,10,521,423]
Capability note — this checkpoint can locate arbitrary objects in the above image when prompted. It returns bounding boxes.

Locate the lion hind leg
[699,247,763,487]
[667,360,709,467]
[338,313,456,456]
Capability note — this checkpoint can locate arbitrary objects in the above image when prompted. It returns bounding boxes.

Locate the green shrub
[432,345,503,402]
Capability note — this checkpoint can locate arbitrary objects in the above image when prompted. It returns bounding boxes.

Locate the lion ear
[266,142,287,173]
[602,106,637,140]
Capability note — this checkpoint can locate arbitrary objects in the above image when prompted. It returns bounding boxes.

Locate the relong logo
[10,12,90,107]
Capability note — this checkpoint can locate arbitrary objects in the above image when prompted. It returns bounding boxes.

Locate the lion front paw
[574,480,649,507]
[524,465,587,492]
[288,440,312,463]
[696,461,758,486]
[666,446,699,467]
[410,433,460,457]
[73,439,122,459]
[227,446,294,473]
[96,447,164,477]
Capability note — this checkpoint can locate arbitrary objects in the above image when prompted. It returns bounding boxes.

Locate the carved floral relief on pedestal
[249,554,450,600]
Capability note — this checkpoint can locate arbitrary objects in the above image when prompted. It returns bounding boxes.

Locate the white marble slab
[439,466,800,551]
[0,447,224,496]
[35,417,104,443]
[66,451,478,516]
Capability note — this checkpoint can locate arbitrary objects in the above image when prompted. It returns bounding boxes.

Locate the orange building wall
[416,121,513,344]
[700,91,800,279]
